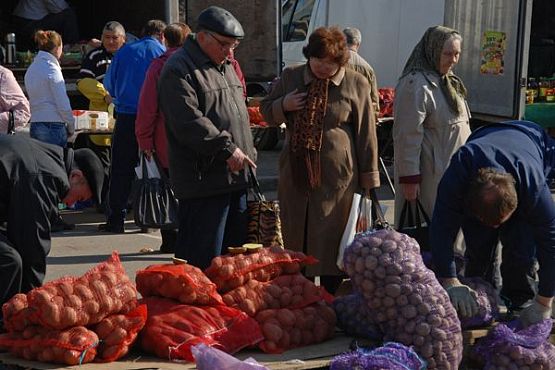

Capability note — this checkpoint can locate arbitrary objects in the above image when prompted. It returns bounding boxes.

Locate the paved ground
[47,144,396,282]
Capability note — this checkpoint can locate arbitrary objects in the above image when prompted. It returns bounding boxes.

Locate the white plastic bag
[134,155,161,179]
[337,193,372,270]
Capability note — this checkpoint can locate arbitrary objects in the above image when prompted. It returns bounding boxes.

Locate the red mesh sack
[24,252,137,330]
[222,274,333,316]
[136,263,223,305]
[2,293,39,332]
[0,326,98,365]
[205,246,318,292]
[140,297,263,362]
[378,87,395,118]
[93,304,147,362]
[255,302,336,354]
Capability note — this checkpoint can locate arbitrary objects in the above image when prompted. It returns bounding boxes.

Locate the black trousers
[0,232,23,318]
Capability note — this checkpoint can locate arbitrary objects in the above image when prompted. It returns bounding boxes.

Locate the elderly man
[430,120,555,327]
[78,21,126,112]
[99,20,166,233]
[158,6,256,269]
[343,27,380,119]
[0,135,104,318]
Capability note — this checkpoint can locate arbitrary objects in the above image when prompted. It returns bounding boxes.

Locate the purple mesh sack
[343,229,463,370]
[333,293,382,340]
[191,343,269,370]
[458,277,500,329]
[330,342,426,370]
[472,319,555,369]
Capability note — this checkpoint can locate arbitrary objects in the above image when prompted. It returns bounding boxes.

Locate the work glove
[519,299,552,328]
[444,282,479,318]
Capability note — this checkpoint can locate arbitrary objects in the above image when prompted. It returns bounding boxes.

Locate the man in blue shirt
[99,20,166,233]
[431,121,555,327]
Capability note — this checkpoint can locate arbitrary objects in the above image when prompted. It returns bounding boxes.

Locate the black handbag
[133,154,179,230]
[397,199,431,251]
[7,110,15,135]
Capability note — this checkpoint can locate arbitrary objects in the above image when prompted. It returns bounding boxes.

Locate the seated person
[0,65,30,133]
[12,0,79,51]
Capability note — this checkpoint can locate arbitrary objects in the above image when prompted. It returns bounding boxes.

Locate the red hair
[302,27,349,66]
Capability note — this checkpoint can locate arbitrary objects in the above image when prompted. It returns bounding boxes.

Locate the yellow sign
[480,31,507,75]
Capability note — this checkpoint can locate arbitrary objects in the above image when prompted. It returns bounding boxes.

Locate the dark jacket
[431,121,555,298]
[158,35,256,199]
[0,135,69,290]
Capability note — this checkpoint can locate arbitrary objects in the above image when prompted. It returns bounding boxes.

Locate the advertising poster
[480,31,507,75]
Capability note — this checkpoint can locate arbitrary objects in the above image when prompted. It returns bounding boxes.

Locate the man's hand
[401,183,419,201]
[519,297,552,328]
[443,278,479,318]
[226,147,256,173]
[104,94,113,105]
[282,88,307,112]
[143,149,154,161]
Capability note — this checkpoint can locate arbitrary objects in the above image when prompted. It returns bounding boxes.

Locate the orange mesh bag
[136,263,223,305]
[205,246,318,293]
[222,274,334,316]
[0,326,98,365]
[255,302,336,354]
[140,297,263,362]
[2,293,39,332]
[25,252,137,330]
[93,304,147,362]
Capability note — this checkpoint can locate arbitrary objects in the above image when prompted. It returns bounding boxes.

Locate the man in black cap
[0,135,104,315]
[158,6,256,269]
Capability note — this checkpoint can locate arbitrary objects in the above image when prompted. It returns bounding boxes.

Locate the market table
[524,102,555,130]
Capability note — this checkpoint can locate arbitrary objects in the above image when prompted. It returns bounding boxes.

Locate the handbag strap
[414,198,431,226]
[398,200,415,229]
[7,110,15,135]
[368,188,390,230]
[248,166,266,202]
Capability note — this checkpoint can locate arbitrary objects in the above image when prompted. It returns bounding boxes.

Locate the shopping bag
[337,193,372,270]
[7,110,15,135]
[246,166,283,247]
[133,153,179,229]
[397,199,430,251]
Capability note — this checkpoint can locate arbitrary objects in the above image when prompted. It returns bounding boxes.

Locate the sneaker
[98,223,125,234]
[51,216,75,233]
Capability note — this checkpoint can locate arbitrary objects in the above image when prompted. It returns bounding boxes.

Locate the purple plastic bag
[472,319,555,369]
[458,277,500,329]
[192,344,269,370]
[333,293,382,340]
[330,342,426,370]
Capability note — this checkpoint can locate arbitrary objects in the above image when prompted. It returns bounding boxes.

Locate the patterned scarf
[401,25,467,115]
[290,78,329,190]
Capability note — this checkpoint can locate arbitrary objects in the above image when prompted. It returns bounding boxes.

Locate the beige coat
[261,64,380,276]
[393,71,471,225]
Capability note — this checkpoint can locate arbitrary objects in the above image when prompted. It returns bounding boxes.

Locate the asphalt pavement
[47,144,395,283]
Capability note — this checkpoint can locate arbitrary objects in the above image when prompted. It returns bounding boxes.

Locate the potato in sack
[343,229,463,370]
[333,293,382,340]
[205,246,318,292]
[136,263,223,305]
[140,297,263,362]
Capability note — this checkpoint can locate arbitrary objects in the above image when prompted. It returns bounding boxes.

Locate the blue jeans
[106,113,138,226]
[176,190,248,269]
[30,122,67,147]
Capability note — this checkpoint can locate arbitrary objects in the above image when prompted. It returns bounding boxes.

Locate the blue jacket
[104,36,165,114]
[431,121,555,297]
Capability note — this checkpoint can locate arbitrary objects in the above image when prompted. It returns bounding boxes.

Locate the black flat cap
[74,148,104,205]
[197,6,244,38]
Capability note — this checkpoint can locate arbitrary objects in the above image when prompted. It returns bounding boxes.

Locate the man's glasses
[206,32,240,51]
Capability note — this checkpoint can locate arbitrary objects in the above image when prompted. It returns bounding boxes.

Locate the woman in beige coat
[393,26,471,235]
[261,27,380,293]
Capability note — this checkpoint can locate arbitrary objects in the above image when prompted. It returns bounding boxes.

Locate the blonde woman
[25,30,74,147]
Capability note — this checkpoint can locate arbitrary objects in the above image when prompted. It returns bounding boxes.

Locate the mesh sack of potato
[192,343,270,370]
[472,319,555,369]
[140,296,263,362]
[333,293,382,340]
[2,293,36,332]
[205,246,318,292]
[136,263,223,306]
[329,342,426,370]
[93,304,147,362]
[255,301,336,354]
[343,229,463,370]
[222,273,333,316]
[0,325,98,365]
[458,277,500,329]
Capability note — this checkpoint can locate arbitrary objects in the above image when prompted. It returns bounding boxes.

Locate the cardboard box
[73,110,110,130]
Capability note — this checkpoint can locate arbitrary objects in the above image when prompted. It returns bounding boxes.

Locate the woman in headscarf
[393,25,471,229]
[260,26,380,294]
